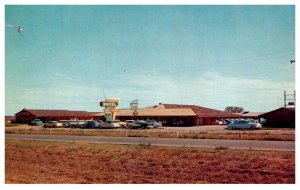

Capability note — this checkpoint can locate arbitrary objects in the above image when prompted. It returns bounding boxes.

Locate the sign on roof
[130,99,138,110]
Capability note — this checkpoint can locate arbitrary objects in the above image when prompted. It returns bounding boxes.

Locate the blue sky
[5,5,295,115]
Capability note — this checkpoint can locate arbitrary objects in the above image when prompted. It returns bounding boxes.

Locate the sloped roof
[16,108,97,117]
[92,107,196,117]
[259,107,295,117]
[236,112,264,118]
[91,112,105,116]
[119,107,196,116]
[162,104,241,118]
[15,103,243,118]
[104,104,240,118]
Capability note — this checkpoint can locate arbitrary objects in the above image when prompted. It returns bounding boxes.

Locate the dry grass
[178,132,295,141]
[5,128,295,141]
[5,140,295,184]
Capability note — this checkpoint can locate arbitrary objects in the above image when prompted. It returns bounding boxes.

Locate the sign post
[130,99,139,119]
[99,98,120,121]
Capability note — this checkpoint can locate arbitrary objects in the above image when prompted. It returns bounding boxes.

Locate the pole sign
[99,98,120,121]
[130,99,138,110]
[130,99,139,116]
[100,101,118,107]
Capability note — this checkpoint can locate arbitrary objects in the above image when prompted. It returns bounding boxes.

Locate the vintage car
[44,121,63,128]
[128,120,148,129]
[29,119,43,126]
[227,120,262,130]
[81,120,100,129]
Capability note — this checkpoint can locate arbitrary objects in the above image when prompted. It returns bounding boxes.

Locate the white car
[78,120,86,127]
[44,121,63,128]
[146,120,162,128]
[227,120,262,130]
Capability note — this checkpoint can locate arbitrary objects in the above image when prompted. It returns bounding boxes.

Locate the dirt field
[5,125,295,141]
[5,140,295,184]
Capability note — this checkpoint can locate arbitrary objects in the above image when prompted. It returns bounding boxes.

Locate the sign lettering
[100,101,118,107]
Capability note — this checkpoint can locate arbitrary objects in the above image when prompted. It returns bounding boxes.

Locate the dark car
[98,120,121,128]
[82,121,100,129]
[29,119,43,126]
[224,119,233,125]
[68,120,80,128]
[128,120,148,129]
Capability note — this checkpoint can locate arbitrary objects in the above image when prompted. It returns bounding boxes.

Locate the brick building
[259,107,295,128]
[15,103,241,126]
[15,108,98,123]
[94,103,241,126]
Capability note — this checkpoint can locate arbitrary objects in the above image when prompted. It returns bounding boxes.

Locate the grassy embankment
[5,127,295,141]
[5,140,295,184]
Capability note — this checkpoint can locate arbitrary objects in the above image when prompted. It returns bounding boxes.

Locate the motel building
[106,103,241,126]
[15,103,241,126]
[15,109,98,123]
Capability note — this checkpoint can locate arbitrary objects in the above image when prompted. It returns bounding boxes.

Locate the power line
[94,49,295,81]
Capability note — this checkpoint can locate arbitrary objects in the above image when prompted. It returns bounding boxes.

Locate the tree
[224,106,244,113]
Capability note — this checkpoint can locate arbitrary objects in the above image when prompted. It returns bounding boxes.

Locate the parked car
[113,120,127,128]
[82,120,100,129]
[146,120,162,128]
[211,119,224,125]
[224,119,233,125]
[227,120,262,130]
[29,119,43,126]
[124,120,135,128]
[69,120,80,128]
[60,120,71,127]
[259,118,267,124]
[78,120,86,127]
[128,120,148,129]
[44,121,63,128]
[99,120,120,128]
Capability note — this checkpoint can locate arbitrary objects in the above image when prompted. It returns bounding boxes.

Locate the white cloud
[5,70,294,115]
[120,71,294,112]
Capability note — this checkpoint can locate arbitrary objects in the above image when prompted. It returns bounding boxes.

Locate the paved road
[5,134,295,151]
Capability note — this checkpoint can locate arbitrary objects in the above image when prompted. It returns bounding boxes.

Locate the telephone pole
[284,90,295,108]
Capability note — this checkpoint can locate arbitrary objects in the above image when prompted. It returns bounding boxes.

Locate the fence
[4,128,295,141]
